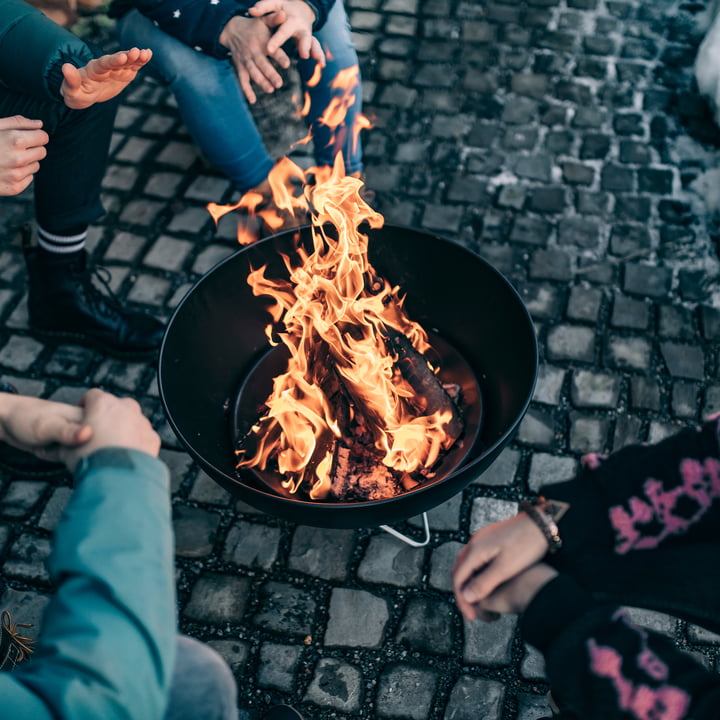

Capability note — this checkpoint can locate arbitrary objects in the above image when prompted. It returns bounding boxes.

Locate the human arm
[109,0,331,60]
[454,418,720,610]
[515,572,720,720]
[0,390,176,720]
[0,0,149,105]
[0,388,90,452]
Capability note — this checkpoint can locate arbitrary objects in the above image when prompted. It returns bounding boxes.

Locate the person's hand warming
[463,564,559,621]
[0,391,91,461]
[248,0,325,65]
[60,47,152,110]
[219,15,291,103]
[0,116,49,196]
[452,513,551,622]
[61,389,161,471]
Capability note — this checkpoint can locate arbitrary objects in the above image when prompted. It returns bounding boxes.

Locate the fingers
[0,120,49,196]
[238,65,257,104]
[0,115,43,131]
[309,37,326,66]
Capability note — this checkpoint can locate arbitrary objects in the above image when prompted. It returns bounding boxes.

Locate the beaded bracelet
[519,497,563,554]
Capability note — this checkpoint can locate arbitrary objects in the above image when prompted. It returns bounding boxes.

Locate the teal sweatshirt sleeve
[0,0,94,99]
[0,447,177,720]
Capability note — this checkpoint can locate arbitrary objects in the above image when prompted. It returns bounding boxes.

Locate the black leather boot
[23,240,165,360]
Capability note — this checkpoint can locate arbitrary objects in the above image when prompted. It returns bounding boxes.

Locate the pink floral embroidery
[583,453,604,470]
[588,626,690,720]
[609,457,720,554]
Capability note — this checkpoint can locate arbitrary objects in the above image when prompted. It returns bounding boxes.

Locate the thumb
[61,63,82,90]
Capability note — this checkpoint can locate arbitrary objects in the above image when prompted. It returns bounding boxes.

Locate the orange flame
[236,155,457,498]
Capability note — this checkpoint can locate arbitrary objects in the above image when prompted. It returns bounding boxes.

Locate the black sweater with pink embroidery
[520,418,720,719]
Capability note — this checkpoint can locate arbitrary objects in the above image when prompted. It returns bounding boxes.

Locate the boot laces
[82,265,126,321]
[2,610,35,663]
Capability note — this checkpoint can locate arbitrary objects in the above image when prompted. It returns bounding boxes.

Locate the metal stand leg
[379,512,430,547]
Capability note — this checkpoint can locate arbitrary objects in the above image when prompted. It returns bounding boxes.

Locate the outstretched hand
[248,0,325,65]
[60,47,152,110]
[452,512,550,622]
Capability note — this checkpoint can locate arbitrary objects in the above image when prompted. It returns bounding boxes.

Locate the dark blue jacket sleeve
[0,0,95,99]
[109,0,333,59]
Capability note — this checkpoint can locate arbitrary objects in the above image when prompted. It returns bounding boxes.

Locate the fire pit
[158,224,537,529]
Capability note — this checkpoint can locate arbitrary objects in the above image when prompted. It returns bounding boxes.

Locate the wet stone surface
[3,0,720,717]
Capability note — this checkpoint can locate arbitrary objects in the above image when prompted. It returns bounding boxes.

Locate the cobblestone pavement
[3,0,720,718]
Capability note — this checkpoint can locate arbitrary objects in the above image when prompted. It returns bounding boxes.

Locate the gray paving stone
[528,453,577,492]
[376,665,438,720]
[606,335,652,370]
[672,382,698,419]
[546,324,595,362]
[396,597,455,655]
[462,613,517,665]
[520,644,547,681]
[223,520,280,570]
[206,639,250,676]
[173,504,220,558]
[358,534,425,586]
[183,573,250,625]
[0,587,50,637]
[517,408,556,448]
[443,676,505,720]
[571,369,621,407]
[144,235,194,272]
[127,273,171,305]
[188,470,233,505]
[1,480,47,518]
[630,376,661,412]
[0,335,44,372]
[469,497,517,534]
[4,533,52,583]
[624,607,678,638]
[611,293,650,330]
[252,581,317,637]
[473,447,520,487]
[661,342,705,381]
[257,642,302,691]
[569,414,610,454]
[325,587,389,647]
[288,526,355,580]
[37,487,72,532]
[566,285,603,322]
[304,657,362,712]
[429,541,464,591]
[517,692,554,720]
[408,492,461,531]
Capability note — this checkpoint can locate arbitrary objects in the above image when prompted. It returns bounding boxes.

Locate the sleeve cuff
[520,573,597,653]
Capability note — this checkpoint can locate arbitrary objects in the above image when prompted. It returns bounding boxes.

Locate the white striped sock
[37,225,87,255]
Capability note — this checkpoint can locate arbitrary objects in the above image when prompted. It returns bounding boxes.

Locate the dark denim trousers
[0,85,117,233]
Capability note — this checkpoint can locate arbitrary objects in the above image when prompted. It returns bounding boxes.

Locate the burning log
[383,325,464,442]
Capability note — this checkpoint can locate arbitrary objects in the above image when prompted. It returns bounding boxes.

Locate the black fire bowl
[158,224,538,529]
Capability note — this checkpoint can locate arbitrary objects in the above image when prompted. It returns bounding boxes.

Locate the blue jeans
[166,635,238,720]
[117,1,363,192]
